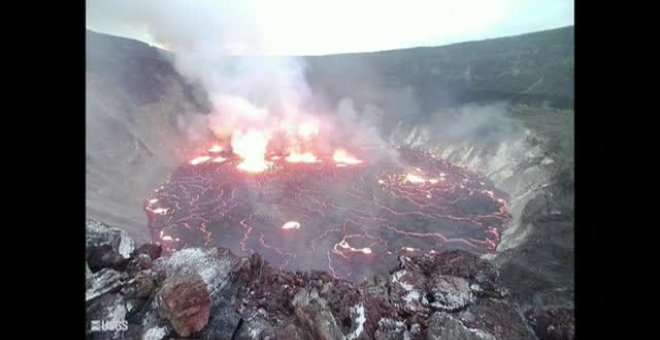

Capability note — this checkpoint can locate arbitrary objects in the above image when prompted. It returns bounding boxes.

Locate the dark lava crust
[145,147,510,281]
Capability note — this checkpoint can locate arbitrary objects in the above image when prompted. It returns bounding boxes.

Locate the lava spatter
[145,147,510,281]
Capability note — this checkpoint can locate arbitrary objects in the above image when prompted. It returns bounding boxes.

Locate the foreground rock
[86,220,572,339]
[86,219,135,271]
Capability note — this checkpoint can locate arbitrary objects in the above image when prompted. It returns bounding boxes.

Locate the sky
[86,0,573,56]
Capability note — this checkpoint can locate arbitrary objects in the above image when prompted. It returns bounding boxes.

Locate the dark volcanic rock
[525,308,574,340]
[87,268,123,302]
[126,253,153,273]
[120,269,155,299]
[495,172,574,309]
[87,219,135,271]
[374,318,410,340]
[389,268,430,317]
[154,248,238,337]
[85,221,567,340]
[292,287,345,340]
[427,313,495,340]
[157,268,212,337]
[233,315,276,340]
[413,250,498,287]
[427,275,473,312]
[197,278,241,340]
[132,243,163,261]
[457,298,535,340]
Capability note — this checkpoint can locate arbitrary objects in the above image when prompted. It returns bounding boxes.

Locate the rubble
[86,219,135,271]
[85,219,573,339]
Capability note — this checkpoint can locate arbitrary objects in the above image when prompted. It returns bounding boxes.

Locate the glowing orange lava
[404,173,426,184]
[208,145,224,153]
[231,130,271,173]
[282,221,301,230]
[333,149,362,166]
[285,152,318,163]
[190,156,212,165]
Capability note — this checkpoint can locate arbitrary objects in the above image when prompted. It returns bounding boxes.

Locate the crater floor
[146,147,510,281]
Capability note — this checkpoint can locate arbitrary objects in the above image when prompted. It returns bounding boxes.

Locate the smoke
[426,102,523,144]
[86,0,406,167]
[87,0,306,136]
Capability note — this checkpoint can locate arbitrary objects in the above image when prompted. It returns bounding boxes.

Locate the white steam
[86,0,400,158]
[87,0,314,144]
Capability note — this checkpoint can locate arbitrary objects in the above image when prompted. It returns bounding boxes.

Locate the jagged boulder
[427,313,495,340]
[154,248,239,337]
[292,287,345,340]
[456,298,536,340]
[86,219,135,271]
[374,318,410,340]
[121,269,156,299]
[132,243,162,260]
[427,274,473,312]
[157,268,212,337]
[87,268,123,302]
[413,250,498,289]
[84,221,562,340]
[389,268,430,317]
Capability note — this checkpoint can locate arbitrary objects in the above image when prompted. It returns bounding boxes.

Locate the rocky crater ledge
[86,219,574,340]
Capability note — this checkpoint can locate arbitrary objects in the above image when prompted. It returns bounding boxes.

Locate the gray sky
[86,0,573,55]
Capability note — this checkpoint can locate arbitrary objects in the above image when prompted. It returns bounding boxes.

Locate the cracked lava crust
[145,146,510,281]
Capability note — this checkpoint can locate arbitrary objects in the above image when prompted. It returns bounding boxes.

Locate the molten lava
[404,173,426,184]
[190,156,211,166]
[333,149,363,166]
[146,144,510,281]
[282,221,301,230]
[231,130,271,173]
[208,145,224,153]
[285,152,318,163]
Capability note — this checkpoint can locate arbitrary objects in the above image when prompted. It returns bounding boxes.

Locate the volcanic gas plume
[145,129,510,281]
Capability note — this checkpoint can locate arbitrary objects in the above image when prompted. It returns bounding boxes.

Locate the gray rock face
[87,268,123,302]
[86,219,135,271]
[427,313,495,340]
[427,275,473,312]
[389,269,430,317]
[525,307,574,340]
[457,299,536,340]
[292,287,345,340]
[232,315,275,340]
[374,318,409,340]
[198,279,241,340]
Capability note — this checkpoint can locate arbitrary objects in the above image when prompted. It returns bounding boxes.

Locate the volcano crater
[146,146,510,281]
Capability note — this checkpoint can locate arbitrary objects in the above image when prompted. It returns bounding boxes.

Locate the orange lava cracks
[145,146,510,281]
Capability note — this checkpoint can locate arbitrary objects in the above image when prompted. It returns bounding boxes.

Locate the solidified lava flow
[145,146,510,281]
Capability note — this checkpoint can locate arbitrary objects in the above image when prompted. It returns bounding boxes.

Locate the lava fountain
[145,138,510,281]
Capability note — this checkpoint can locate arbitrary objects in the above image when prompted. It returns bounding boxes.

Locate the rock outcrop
[86,219,573,339]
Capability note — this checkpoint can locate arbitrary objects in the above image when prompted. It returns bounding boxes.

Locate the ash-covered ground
[146,147,509,281]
